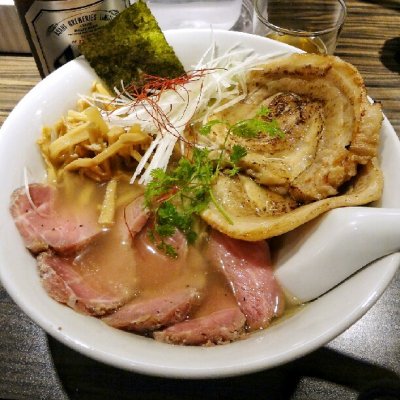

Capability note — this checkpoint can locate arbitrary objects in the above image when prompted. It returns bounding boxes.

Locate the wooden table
[0,1,399,399]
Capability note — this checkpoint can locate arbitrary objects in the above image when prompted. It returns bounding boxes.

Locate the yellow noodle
[49,121,93,160]
[67,109,88,124]
[77,98,90,112]
[87,164,112,182]
[107,126,124,144]
[88,127,100,145]
[37,126,58,183]
[83,106,109,135]
[54,119,67,138]
[37,126,52,155]
[130,148,143,163]
[84,168,105,182]
[38,83,151,194]
[93,81,112,97]
[128,123,142,134]
[64,132,149,171]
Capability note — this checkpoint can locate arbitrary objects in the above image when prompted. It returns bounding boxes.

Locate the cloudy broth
[54,174,236,314]
[52,173,299,337]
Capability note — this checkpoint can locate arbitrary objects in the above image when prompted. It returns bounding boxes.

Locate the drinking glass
[253,0,347,54]
[146,0,244,30]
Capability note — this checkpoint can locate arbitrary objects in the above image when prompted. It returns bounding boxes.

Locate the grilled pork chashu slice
[201,53,383,240]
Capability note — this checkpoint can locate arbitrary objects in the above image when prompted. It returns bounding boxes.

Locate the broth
[51,173,299,339]
[54,174,141,300]
[53,174,214,309]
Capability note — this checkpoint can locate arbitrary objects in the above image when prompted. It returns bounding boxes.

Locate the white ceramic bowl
[0,30,399,379]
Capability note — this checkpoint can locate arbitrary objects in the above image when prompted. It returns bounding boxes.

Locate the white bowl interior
[0,29,399,378]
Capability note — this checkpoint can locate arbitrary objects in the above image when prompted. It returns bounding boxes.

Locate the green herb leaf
[199,119,224,136]
[265,119,286,138]
[226,166,240,177]
[256,105,271,117]
[230,118,268,138]
[144,168,174,207]
[230,116,285,139]
[226,144,247,176]
[230,144,247,164]
[157,241,178,258]
[144,148,215,257]
[144,107,284,257]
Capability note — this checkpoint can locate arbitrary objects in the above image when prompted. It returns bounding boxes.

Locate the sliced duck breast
[207,230,285,331]
[135,223,188,260]
[133,224,189,288]
[10,184,101,255]
[154,307,246,346]
[103,288,200,332]
[38,251,128,316]
[123,195,150,240]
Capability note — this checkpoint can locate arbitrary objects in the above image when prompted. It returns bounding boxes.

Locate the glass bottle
[14,0,130,77]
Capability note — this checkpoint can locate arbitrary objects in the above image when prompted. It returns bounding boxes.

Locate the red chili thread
[106,69,219,145]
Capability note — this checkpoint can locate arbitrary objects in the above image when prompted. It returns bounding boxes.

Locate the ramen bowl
[0,30,399,378]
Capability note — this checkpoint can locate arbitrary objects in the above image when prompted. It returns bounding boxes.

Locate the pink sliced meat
[38,251,126,316]
[207,230,285,331]
[10,184,101,255]
[134,223,188,270]
[102,288,200,332]
[133,226,188,290]
[154,307,246,346]
[123,195,150,240]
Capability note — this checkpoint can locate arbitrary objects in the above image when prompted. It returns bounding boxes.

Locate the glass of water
[253,0,347,54]
[146,0,245,31]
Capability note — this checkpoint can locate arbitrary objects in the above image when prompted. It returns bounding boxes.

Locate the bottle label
[25,0,129,75]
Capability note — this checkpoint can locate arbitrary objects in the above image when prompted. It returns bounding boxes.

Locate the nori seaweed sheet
[79,0,185,90]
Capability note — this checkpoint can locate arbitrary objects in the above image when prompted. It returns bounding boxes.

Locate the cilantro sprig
[144,147,235,256]
[200,105,285,139]
[144,106,284,256]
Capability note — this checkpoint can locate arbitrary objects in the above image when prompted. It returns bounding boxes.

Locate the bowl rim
[0,28,399,379]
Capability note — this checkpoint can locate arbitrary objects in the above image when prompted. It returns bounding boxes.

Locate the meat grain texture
[201,53,383,241]
[103,288,200,332]
[154,307,246,345]
[38,251,127,316]
[207,230,285,331]
[10,184,102,254]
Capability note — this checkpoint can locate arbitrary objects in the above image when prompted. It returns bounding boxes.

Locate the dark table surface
[0,1,399,399]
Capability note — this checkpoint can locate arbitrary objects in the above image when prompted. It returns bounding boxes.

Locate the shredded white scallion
[80,41,289,185]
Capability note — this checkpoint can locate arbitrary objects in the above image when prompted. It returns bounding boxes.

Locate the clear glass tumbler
[146,0,244,30]
[253,0,347,54]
